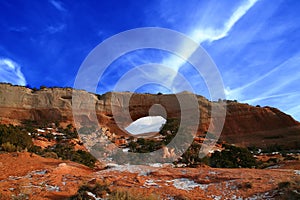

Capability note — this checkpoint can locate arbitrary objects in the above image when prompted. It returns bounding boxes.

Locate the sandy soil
[0,152,299,199]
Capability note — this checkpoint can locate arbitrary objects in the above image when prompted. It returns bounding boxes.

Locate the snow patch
[102,164,155,176]
[144,179,160,188]
[46,184,60,192]
[171,178,209,191]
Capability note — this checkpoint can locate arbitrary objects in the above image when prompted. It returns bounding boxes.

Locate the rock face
[0,83,299,148]
[0,84,74,126]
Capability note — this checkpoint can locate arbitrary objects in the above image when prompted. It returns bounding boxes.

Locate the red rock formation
[0,83,299,148]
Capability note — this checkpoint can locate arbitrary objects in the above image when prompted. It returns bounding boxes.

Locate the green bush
[237,182,252,189]
[109,190,160,200]
[71,182,160,200]
[58,124,78,139]
[210,144,257,168]
[1,142,17,152]
[72,150,97,168]
[0,124,33,151]
[276,181,300,200]
[42,151,58,159]
[179,142,202,166]
[29,145,43,155]
[173,195,190,200]
[45,143,97,168]
[278,181,291,189]
[261,144,284,153]
[70,182,110,200]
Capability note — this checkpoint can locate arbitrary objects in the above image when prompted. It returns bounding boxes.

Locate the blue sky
[0,0,300,121]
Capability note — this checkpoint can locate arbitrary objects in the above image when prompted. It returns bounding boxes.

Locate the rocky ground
[0,152,299,200]
[0,152,94,199]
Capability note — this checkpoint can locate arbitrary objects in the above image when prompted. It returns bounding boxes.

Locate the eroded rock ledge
[0,83,299,148]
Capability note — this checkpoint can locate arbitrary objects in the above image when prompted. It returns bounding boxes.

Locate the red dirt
[0,152,93,199]
[1,152,299,199]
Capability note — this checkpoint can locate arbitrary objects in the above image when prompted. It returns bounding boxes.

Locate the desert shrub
[0,124,33,151]
[278,181,291,189]
[179,142,202,166]
[173,195,190,200]
[275,181,300,200]
[58,124,78,139]
[210,144,257,168]
[72,150,97,168]
[267,157,280,164]
[176,143,257,168]
[109,190,133,200]
[262,144,284,153]
[42,151,58,159]
[70,182,110,200]
[12,193,29,200]
[71,181,160,200]
[28,145,43,155]
[284,155,298,161]
[48,143,75,160]
[45,143,97,168]
[1,142,17,152]
[237,182,252,189]
[44,133,55,141]
[134,139,160,153]
[109,190,160,200]
[160,118,179,136]
[247,145,260,154]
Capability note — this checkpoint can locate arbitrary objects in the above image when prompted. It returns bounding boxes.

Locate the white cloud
[224,64,282,100]
[160,0,259,93]
[49,0,66,12]
[9,26,28,33]
[125,116,166,135]
[191,0,259,43]
[242,92,299,105]
[225,54,300,101]
[0,58,27,86]
[46,24,66,34]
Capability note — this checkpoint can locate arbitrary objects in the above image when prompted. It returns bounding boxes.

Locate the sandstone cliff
[0,83,299,148]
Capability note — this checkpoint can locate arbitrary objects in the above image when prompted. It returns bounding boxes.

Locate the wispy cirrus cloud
[160,0,259,94]
[0,58,27,86]
[226,53,300,101]
[224,52,300,121]
[243,92,299,105]
[46,24,66,34]
[49,0,66,12]
[191,0,259,43]
[102,0,260,96]
[9,26,28,33]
